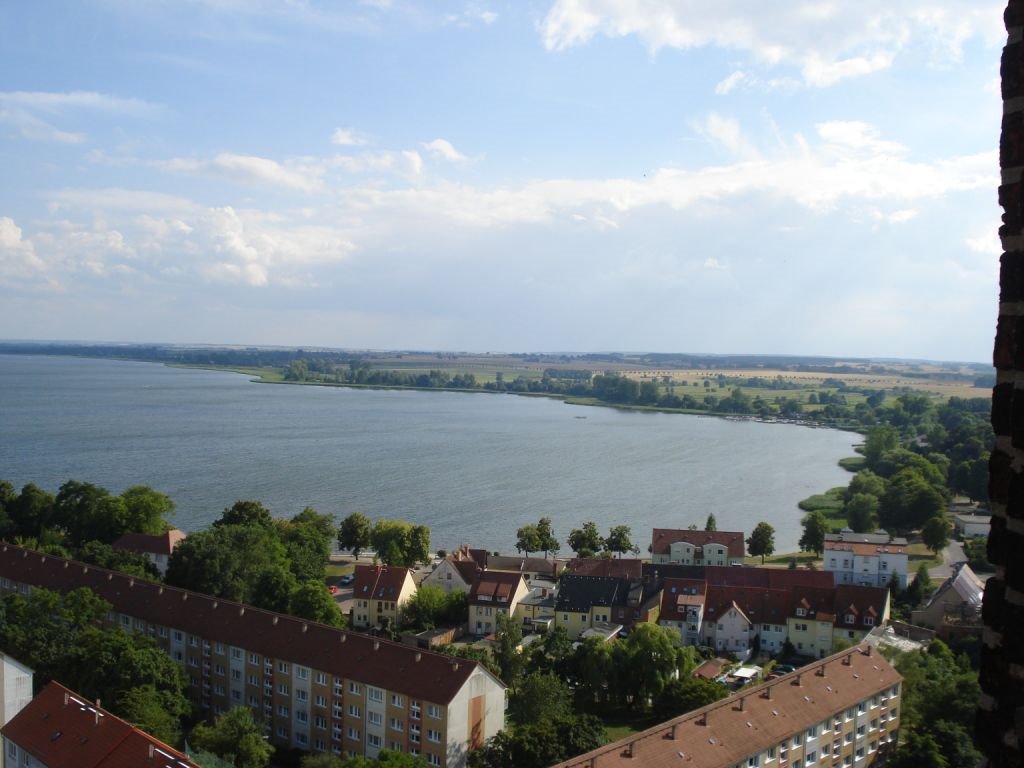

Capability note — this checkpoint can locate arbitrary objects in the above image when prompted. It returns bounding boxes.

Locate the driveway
[928,539,966,583]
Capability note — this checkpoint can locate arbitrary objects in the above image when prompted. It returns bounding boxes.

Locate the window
[348,705,361,719]
[315,716,328,729]
[749,756,760,767]
[856,725,866,737]
[411,724,421,743]
[796,607,806,617]
[369,711,383,726]
[368,686,384,703]
[296,733,308,746]
[347,727,361,740]
[248,674,259,686]
[296,666,310,681]
[230,669,241,680]
[214,664,225,676]
[767,747,777,762]
[807,725,818,739]
[427,755,441,767]
[349,682,362,695]
[278,705,289,717]
[368,734,382,748]
[427,704,441,719]
[870,719,878,732]
[411,701,421,720]
[316,672,328,685]
[391,694,404,707]
[173,631,184,642]
[864,617,874,626]
[792,735,802,747]
[316,694,327,707]
[805,752,816,765]
[297,710,308,724]
[278,662,289,674]
[249,653,260,665]
[390,718,404,731]
[427,729,442,743]
[189,636,198,647]
[297,689,308,702]
[279,684,289,696]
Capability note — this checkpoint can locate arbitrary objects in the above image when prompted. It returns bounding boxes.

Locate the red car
[328,585,338,595]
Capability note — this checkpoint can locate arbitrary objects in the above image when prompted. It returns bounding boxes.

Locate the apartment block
[0,545,505,768]
[823,532,908,590]
[650,529,746,566]
[551,644,902,768]
[1,681,202,768]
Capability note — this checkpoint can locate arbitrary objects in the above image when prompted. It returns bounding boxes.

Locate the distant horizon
[0,338,994,367]
[0,3,1002,364]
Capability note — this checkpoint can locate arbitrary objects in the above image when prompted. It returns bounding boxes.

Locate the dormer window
[845,614,856,624]
[796,607,806,617]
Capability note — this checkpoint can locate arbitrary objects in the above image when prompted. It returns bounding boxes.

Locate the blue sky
[0,1,1006,362]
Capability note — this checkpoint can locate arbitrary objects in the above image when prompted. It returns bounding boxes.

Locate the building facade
[551,644,902,768]
[351,565,418,630]
[468,572,528,637]
[823,532,908,589]
[650,529,746,565]
[0,545,505,768]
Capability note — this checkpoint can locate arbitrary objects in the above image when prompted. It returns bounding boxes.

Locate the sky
[0,1,1007,362]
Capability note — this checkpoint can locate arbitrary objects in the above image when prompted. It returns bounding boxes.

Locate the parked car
[328,585,338,594]
[340,574,355,586]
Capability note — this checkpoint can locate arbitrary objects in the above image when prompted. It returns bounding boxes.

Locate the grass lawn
[906,542,942,570]
[600,711,661,743]
[745,551,821,568]
[325,564,354,578]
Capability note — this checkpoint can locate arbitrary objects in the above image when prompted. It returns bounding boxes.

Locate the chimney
[374,640,380,651]
[452,662,459,672]
[128,578,134,587]
[817,664,826,677]
[795,674,802,686]
[239,607,245,617]
[149,744,154,759]
[738,696,744,712]
[340,634,347,643]
[158,586,163,595]
[844,653,853,666]
[415,652,422,662]
[865,644,873,657]
[63,692,69,706]
[182,593,188,601]
[272,616,278,625]
[212,601,218,609]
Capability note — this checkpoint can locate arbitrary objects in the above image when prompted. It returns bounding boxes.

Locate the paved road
[928,539,966,583]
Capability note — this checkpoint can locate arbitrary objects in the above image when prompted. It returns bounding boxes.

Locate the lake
[0,354,859,555]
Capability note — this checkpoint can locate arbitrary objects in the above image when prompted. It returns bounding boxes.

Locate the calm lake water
[0,355,859,555]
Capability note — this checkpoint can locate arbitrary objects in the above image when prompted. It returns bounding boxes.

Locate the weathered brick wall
[981,3,1024,765]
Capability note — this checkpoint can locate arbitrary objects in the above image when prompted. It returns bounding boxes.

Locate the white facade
[446,666,506,768]
[704,604,753,657]
[422,560,473,594]
[824,536,908,590]
[0,655,32,730]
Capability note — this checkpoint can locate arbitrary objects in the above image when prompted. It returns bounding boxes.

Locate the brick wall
[981,3,1024,765]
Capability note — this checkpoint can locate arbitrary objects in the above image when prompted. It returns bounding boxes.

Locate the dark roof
[484,555,559,578]
[0,545,499,706]
[353,564,413,602]
[1,681,201,768]
[705,585,791,626]
[555,574,626,612]
[658,578,707,622]
[704,565,836,590]
[833,585,888,630]
[111,529,186,556]
[452,559,482,583]
[650,529,746,559]
[568,558,643,579]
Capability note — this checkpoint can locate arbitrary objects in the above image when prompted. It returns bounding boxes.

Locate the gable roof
[353,564,414,602]
[0,545,500,706]
[551,644,902,768]
[556,574,626,612]
[650,529,746,559]
[1,681,201,768]
[658,578,707,622]
[568,558,643,579]
[704,585,792,627]
[469,571,525,605]
[923,562,985,612]
[111,529,187,556]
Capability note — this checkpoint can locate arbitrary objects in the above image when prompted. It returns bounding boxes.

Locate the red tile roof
[469,571,524,605]
[0,545,499,706]
[353,564,413,602]
[650,529,746,559]
[1,681,200,768]
[658,578,707,622]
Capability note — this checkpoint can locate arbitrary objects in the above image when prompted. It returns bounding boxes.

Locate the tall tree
[337,512,372,558]
[603,525,637,557]
[493,612,525,688]
[289,581,346,627]
[190,706,274,768]
[921,515,953,555]
[119,485,175,534]
[567,522,603,557]
[845,493,880,533]
[746,522,775,564]
[216,499,274,529]
[798,510,829,557]
[535,517,560,558]
[704,513,717,532]
[515,524,541,557]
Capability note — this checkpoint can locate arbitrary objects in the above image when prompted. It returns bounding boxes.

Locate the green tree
[863,425,899,468]
[921,515,953,555]
[603,525,637,557]
[567,521,603,557]
[9,483,56,539]
[55,479,110,547]
[337,512,372,558]
[216,499,275,528]
[535,517,559,557]
[845,469,887,502]
[408,524,431,565]
[798,510,829,557]
[371,520,420,567]
[615,623,680,709]
[515,524,541,557]
[494,612,525,687]
[845,493,880,533]
[77,540,159,579]
[289,581,346,627]
[116,684,188,747]
[746,522,775,564]
[190,706,274,768]
[119,485,175,534]
[653,675,728,719]
[509,672,571,724]
[704,513,717,531]
[880,468,946,532]
[402,584,448,630]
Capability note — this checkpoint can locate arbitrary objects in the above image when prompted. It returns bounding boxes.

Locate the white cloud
[703,257,727,270]
[715,70,746,95]
[0,90,161,144]
[540,0,1004,87]
[162,153,323,193]
[331,128,370,146]
[693,113,758,159]
[0,217,52,288]
[403,150,424,177]
[443,4,499,26]
[422,138,468,162]
[966,227,1001,256]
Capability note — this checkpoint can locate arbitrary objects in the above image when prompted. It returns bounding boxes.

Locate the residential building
[468,572,528,636]
[551,644,902,768]
[0,545,505,768]
[421,558,481,595]
[912,562,985,637]
[351,565,418,630]
[111,529,187,576]
[650,529,745,565]
[1,681,202,768]
[658,570,889,659]
[953,513,991,539]
[823,531,909,589]
[0,654,32,731]
[566,558,643,579]
[555,575,626,640]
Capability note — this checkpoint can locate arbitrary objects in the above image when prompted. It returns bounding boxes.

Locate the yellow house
[352,564,417,630]
[468,571,529,636]
[554,575,628,640]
